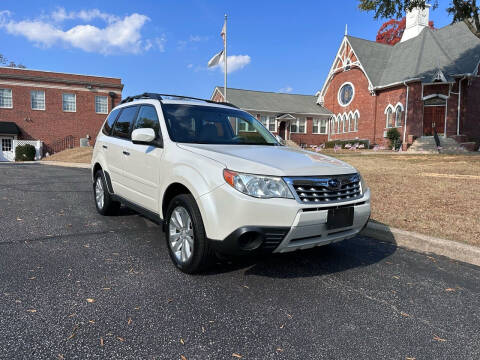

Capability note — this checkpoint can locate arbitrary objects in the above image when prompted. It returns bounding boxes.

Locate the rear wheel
[93,170,120,215]
[165,194,214,274]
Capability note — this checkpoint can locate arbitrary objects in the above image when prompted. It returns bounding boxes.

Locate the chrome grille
[285,174,362,204]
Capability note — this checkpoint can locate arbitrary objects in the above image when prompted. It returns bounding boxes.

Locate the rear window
[112,106,139,139]
[101,108,121,135]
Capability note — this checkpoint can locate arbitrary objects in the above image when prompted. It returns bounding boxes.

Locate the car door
[121,104,164,212]
[107,105,139,197]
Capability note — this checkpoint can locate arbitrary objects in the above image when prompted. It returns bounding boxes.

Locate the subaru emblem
[328,178,340,189]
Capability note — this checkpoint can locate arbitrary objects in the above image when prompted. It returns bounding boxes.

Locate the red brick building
[211,87,332,146]
[0,67,123,159]
[318,6,480,150]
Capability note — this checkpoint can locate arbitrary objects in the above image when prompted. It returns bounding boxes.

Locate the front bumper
[198,184,371,255]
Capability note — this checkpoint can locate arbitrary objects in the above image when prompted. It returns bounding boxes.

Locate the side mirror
[131,128,156,145]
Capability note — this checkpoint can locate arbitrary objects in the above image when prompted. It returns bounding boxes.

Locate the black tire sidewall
[165,194,209,273]
[93,170,119,215]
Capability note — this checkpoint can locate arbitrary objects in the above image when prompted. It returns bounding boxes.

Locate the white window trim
[347,112,353,132]
[312,118,328,134]
[95,95,109,114]
[354,110,360,132]
[31,90,45,111]
[268,115,277,132]
[337,81,355,107]
[62,93,76,113]
[0,88,13,109]
[260,114,277,132]
[394,104,403,127]
[290,118,306,134]
[385,103,403,128]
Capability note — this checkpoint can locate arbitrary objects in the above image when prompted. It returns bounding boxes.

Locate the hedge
[15,144,36,161]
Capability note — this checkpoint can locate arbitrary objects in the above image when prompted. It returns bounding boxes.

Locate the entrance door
[0,137,14,162]
[278,121,286,140]
[423,106,445,135]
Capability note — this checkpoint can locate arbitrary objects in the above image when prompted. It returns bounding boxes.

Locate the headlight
[359,173,368,194]
[223,169,294,199]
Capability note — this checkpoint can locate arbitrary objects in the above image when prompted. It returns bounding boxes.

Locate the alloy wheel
[169,206,194,263]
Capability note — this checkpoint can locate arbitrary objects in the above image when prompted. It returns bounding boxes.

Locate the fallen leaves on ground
[180,338,185,345]
[67,333,76,340]
[433,335,447,342]
[100,337,104,347]
[117,337,125,342]
[445,288,456,292]
[27,309,36,313]
[86,298,95,303]
[180,356,187,360]
[400,312,410,317]
[127,317,132,325]
[232,354,242,358]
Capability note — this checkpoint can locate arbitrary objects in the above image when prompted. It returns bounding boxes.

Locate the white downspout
[402,81,409,146]
[457,76,466,136]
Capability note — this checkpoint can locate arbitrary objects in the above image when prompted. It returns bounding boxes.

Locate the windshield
[162,104,279,145]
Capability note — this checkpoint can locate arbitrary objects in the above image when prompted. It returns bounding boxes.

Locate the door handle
[122,150,130,156]
[102,145,108,149]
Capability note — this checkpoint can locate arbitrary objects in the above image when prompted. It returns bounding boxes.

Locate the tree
[376,17,435,45]
[0,53,26,68]
[376,18,406,45]
[359,0,480,39]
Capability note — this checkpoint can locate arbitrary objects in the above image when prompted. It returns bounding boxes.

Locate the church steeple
[401,4,431,42]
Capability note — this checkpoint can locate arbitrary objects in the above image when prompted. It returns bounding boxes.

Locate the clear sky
[0,0,453,99]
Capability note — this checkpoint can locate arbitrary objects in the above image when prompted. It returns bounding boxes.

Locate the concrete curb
[39,161,91,169]
[362,221,480,267]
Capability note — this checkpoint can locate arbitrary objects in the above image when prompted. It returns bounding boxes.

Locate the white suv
[91,93,371,273]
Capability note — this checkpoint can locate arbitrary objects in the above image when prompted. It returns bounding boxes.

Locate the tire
[93,170,120,216]
[165,194,215,274]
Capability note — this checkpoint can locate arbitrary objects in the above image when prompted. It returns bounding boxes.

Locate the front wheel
[165,194,214,274]
[93,170,120,215]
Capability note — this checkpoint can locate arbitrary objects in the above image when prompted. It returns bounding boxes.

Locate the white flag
[220,20,226,45]
[207,50,224,68]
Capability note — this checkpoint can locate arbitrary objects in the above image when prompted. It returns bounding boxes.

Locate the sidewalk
[362,221,480,267]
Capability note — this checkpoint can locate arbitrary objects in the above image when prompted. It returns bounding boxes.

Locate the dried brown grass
[43,147,93,163]
[331,153,480,246]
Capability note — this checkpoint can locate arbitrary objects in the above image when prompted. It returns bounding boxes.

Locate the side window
[112,106,138,139]
[102,108,121,136]
[133,105,161,137]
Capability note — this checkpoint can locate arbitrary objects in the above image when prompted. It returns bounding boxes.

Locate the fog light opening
[238,232,263,251]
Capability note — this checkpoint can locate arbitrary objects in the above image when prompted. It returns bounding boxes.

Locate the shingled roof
[212,87,331,116]
[347,21,480,88]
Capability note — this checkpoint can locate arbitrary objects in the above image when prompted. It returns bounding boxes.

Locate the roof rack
[119,92,238,108]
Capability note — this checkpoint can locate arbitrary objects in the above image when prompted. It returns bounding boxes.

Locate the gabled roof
[0,121,20,135]
[212,87,332,116]
[345,21,480,88]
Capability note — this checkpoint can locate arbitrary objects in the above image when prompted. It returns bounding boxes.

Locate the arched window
[337,115,341,134]
[348,114,353,132]
[386,107,394,128]
[354,112,359,131]
[342,114,347,133]
[395,105,403,127]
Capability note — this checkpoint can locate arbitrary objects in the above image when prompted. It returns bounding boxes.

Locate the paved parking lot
[1,163,479,359]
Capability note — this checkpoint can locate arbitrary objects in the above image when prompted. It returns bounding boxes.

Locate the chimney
[400,4,431,42]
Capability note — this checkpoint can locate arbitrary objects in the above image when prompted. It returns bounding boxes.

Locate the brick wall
[0,68,123,152]
[461,74,480,140]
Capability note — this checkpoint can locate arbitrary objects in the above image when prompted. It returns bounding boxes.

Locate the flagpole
[224,14,227,102]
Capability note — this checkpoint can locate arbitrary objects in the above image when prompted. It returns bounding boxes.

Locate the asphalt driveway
[0,163,479,359]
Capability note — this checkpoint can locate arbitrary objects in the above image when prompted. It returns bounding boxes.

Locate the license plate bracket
[327,207,354,230]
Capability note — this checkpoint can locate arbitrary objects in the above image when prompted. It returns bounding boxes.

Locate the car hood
[177,144,357,176]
